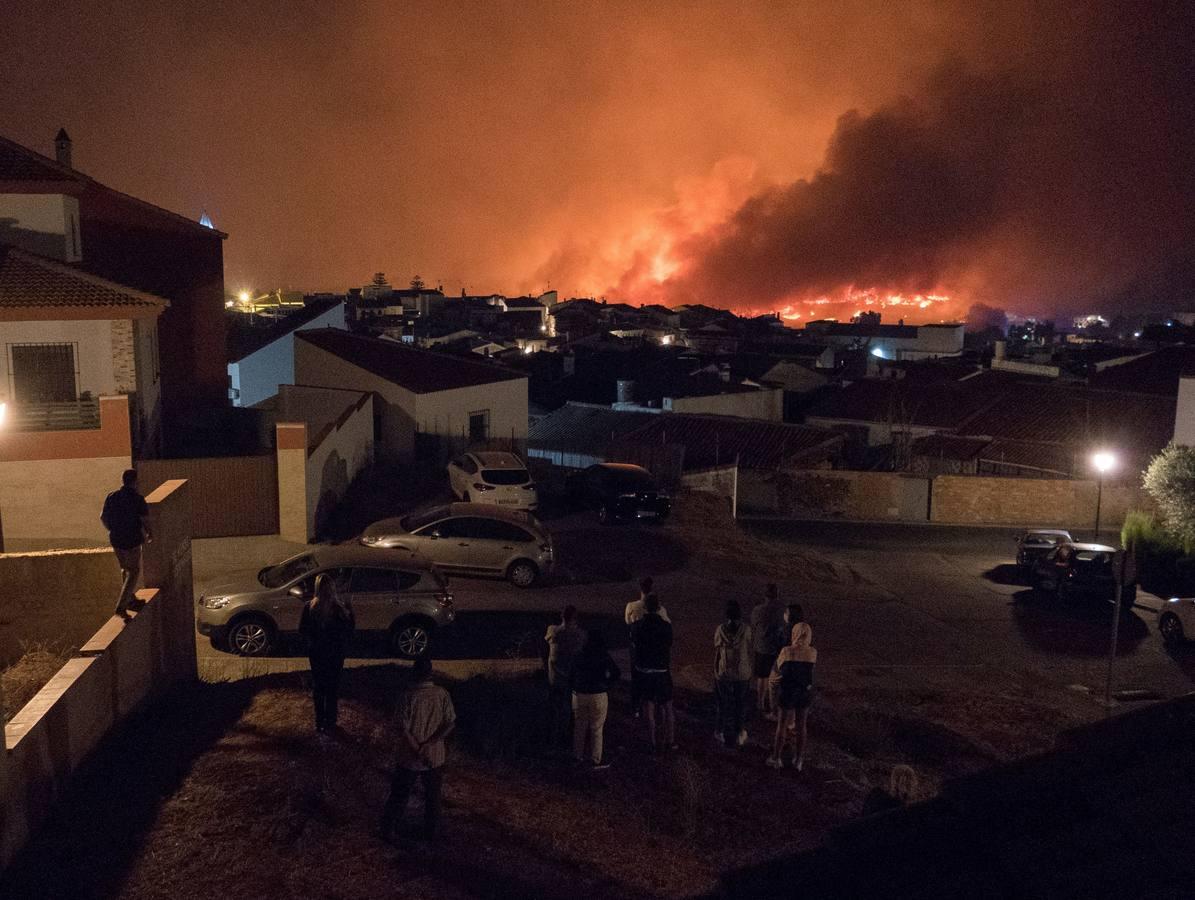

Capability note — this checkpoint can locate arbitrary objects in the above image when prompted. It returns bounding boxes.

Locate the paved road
[191,517,1195,707]
[743,519,1195,700]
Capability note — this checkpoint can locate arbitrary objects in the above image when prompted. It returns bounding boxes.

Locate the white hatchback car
[447,451,538,510]
[1158,596,1195,646]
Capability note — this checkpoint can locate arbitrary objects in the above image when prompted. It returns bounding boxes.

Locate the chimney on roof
[54,128,72,168]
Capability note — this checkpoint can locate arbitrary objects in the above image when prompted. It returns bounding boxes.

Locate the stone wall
[110,319,136,392]
[780,470,929,521]
[930,475,1144,528]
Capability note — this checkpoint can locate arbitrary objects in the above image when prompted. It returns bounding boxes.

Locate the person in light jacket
[714,600,753,748]
[767,622,817,771]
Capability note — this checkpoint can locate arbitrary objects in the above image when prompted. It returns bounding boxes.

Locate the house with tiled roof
[0,129,227,452]
[294,329,528,461]
[0,243,169,548]
[0,243,166,452]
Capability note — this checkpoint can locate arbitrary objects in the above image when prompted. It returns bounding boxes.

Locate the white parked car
[447,451,538,510]
[1158,597,1195,646]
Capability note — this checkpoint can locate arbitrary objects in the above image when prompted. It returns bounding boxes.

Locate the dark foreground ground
[1,659,1081,900]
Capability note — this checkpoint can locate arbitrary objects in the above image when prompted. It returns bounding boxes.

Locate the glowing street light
[238,290,252,303]
[1091,450,1118,540]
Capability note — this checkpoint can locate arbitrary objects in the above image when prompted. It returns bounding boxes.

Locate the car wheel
[227,616,275,657]
[507,559,539,588]
[391,618,434,659]
[1160,613,1186,647]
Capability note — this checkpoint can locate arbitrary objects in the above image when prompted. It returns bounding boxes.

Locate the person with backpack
[749,585,787,721]
[714,600,753,748]
[299,573,355,734]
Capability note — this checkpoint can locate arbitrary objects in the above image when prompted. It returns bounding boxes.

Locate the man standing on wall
[101,468,151,620]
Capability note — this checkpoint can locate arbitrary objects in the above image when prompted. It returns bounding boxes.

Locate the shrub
[1142,444,1195,546]
[1122,509,1192,595]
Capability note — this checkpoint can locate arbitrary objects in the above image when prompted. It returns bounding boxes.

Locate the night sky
[3,1,1192,321]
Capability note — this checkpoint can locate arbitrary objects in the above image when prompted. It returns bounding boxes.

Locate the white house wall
[0,320,116,403]
[305,394,374,539]
[670,388,783,422]
[413,379,528,445]
[228,303,347,407]
[294,340,419,458]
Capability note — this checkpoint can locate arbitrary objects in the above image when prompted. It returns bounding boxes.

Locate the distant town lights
[224,300,234,308]
[1092,451,1118,475]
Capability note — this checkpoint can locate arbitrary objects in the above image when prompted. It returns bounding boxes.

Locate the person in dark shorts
[299,573,355,733]
[100,468,151,620]
[767,622,817,770]
[631,594,675,752]
[749,585,787,720]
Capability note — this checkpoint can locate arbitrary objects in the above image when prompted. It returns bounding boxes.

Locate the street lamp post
[1091,450,1117,541]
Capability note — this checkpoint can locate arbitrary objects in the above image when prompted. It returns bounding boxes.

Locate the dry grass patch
[2,641,71,722]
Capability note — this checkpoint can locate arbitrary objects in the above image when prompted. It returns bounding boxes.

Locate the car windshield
[482,468,529,485]
[1025,533,1064,545]
[607,468,655,491]
[259,554,318,588]
[399,506,451,533]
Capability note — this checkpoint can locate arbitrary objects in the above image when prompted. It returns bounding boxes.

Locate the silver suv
[360,502,553,588]
[196,546,454,658]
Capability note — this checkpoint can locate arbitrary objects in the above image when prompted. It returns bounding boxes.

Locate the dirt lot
[0,658,1081,900]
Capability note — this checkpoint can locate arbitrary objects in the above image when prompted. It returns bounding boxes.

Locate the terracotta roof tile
[0,245,169,318]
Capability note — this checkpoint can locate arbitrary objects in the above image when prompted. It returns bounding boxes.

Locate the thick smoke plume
[635,2,1195,318]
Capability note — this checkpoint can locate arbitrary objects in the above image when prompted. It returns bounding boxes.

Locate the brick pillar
[141,478,197,682]
[277,423,310,543]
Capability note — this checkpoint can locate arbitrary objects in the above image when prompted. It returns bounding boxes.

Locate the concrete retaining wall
[0,548,119,666]
[778,470,929,521]
[730,466,1145,529]
[0,478,195,868]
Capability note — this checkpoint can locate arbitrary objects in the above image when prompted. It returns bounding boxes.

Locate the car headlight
[361,535,383,546]
[202,596,231,609]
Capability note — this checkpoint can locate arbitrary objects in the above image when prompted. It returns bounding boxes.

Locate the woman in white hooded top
[767,622,817,770]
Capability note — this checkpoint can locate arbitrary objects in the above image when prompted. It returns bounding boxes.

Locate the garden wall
[0,478,195,868]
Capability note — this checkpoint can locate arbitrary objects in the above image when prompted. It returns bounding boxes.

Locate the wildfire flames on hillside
[535,3,1195,325]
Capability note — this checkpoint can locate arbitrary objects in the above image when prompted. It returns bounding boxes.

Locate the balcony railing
[6,399,101,432]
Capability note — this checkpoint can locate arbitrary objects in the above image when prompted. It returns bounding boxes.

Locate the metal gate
[137,455,279,538]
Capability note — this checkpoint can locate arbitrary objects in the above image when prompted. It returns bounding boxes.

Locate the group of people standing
[545,578,817,771]
[714,584,817,769]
